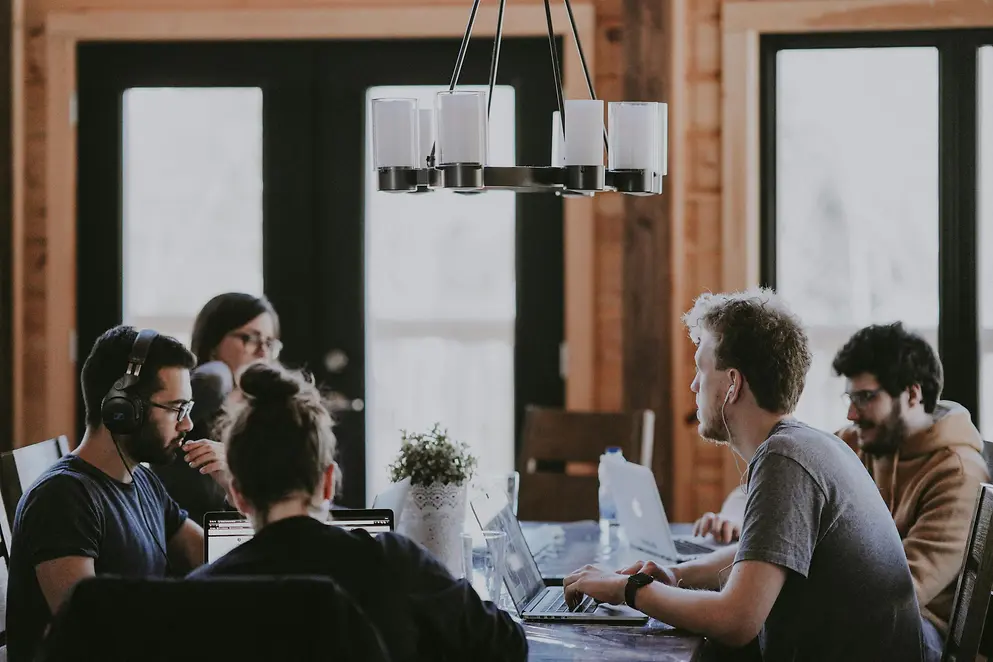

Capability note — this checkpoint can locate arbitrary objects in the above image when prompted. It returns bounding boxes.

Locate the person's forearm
[634,581,753,647]
[671,544,738,590]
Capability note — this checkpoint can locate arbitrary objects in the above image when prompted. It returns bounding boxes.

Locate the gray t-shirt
[736,419,924,662]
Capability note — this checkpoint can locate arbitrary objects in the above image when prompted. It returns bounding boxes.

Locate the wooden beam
[621,0,677,509]
[0,0,12,452]
[724,0,993,34]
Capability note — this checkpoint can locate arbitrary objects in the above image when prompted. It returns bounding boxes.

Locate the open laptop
[470,486,648,624]
[371,477,411,525]
[604,459,719,563]
[203,509,395,564]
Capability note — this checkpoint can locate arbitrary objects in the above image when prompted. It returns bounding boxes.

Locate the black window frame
[760,29,993,427]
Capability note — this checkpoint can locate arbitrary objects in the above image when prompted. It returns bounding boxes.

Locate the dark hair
[190,293,280,366]
[81,326,197,428]
[831,322,943,413]
[218,362,336,513]
[683,288,812,414]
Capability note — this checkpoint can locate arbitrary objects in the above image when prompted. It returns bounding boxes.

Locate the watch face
[631,572,654,586]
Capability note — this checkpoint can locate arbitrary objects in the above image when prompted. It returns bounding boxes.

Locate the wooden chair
[943,483,993,661]
[981,440,993,482]
[0,436,70,528]
[0,489,10,656]
[516,406,655,522]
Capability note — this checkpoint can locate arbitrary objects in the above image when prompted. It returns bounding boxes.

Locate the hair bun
[238,362,300,402]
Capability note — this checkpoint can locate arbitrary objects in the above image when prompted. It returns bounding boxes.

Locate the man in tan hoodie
[832,321,989,658]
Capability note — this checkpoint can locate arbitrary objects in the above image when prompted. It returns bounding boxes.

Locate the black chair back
[0,436,69,527]
[943,483,993,661]
[36,575,391,662]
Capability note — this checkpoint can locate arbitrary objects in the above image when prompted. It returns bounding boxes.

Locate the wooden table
[520,521,705,661]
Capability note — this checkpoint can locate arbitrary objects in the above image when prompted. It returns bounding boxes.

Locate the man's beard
[859,402,906,456]
[121,424,184,466]
[698,399,731,446]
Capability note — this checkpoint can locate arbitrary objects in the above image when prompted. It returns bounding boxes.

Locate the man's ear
[229,479,252,516]
[727,369,744,404]
[322,463,336,501]
[907,384,924,409]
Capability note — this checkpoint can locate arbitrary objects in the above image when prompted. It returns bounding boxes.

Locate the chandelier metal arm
[562,0,596,102]
[561,0,606,153]
[486,0,508,118]
[543,0,567,132]
[449,0,484,91]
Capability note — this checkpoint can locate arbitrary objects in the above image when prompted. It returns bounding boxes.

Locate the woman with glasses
[152,292,281,527]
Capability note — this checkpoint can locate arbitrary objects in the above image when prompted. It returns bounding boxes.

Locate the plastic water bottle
[598,446,624,527]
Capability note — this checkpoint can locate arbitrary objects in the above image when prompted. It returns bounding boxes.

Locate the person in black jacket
[152,292,281,528]
[188,362,527,662]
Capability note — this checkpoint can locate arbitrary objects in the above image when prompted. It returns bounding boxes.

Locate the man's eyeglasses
[842,389,883,410]
[147,400,194,422]
[229,331,282,359]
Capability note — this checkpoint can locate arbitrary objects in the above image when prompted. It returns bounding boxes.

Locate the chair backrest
[943,482,993,662]
[0,436,69,527]
[36,575,391,662]
[981,440,993,482]
[517,406,655,522]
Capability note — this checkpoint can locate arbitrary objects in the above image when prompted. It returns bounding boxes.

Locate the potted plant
[388,424,477,575]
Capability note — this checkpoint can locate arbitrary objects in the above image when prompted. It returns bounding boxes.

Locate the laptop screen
[469,488,545,614]
[203,509,394,564]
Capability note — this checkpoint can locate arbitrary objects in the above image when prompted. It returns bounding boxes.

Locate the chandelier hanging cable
[371,0,667,196]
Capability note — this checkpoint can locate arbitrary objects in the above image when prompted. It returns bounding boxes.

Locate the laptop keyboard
[537,590,597,614]
[674,539,714,556]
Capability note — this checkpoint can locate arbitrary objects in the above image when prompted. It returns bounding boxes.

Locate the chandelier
[370,0,667,196]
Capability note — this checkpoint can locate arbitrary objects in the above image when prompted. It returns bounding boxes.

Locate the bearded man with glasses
[832,321,989,660]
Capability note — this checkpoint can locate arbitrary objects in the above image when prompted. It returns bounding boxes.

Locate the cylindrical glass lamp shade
[564,99,604,166]
[371,98,419,169]
[608,101,662,171]
[436,91,488,166]
[418,108,436,168]
[657,103,669,176]
[551,111,565,166]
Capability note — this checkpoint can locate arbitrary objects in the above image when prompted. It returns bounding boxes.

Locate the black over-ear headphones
[101,329,158,435]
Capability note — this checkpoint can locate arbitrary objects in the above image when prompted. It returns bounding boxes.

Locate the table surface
[519,521,706,661]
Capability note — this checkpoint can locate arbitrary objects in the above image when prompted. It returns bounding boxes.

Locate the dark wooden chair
[943,482,993,661]
[0,436,70,528]
[37,576,390,662]
[516,406,655,522]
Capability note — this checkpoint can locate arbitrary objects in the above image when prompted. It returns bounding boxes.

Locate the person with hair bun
[189,362,527,662]
[153,292,281,527]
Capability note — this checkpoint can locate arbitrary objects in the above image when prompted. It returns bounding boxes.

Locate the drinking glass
[461,530,507,602]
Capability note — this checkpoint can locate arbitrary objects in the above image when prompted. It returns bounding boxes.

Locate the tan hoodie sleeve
[901,450,986,609]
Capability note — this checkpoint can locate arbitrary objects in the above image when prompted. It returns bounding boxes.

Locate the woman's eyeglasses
[229,331,282,359]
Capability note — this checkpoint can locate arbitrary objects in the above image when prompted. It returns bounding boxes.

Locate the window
[763,32,991,433]
[980,46,993,440]
[770,47,939,432]
[363,85,517,501]
[122,88,264,348]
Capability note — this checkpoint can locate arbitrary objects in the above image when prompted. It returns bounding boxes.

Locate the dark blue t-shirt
[6,455,188,662]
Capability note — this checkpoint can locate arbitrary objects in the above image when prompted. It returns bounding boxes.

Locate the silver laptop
[470,486,648,624]
[604,459,719,563]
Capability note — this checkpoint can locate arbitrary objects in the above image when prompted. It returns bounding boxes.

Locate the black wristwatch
[625,572,655,610]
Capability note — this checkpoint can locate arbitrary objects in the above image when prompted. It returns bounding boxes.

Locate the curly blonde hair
[682,288,812,414]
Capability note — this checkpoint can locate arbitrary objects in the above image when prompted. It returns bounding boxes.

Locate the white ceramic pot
[399,481,467,576]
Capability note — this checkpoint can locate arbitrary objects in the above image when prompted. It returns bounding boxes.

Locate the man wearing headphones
[6,326,230,662]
